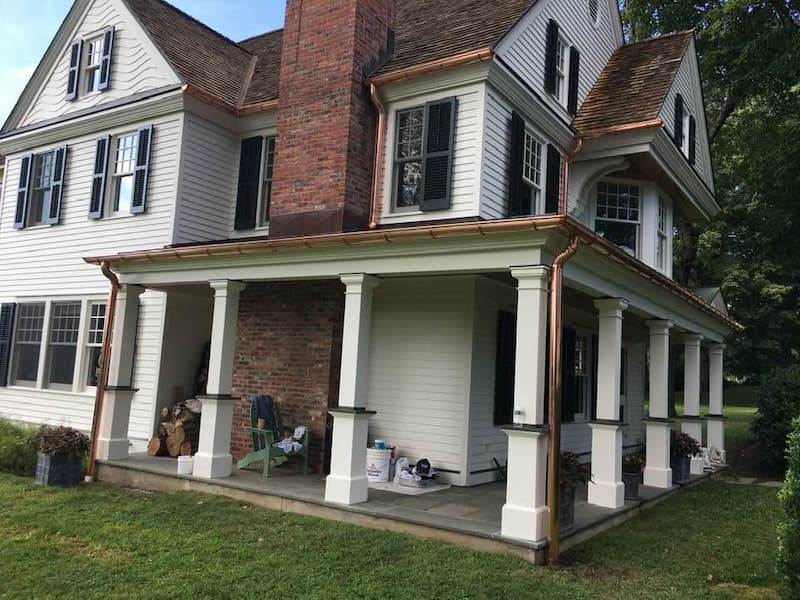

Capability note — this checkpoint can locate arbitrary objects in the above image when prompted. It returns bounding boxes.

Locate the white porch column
[588,298,628,509]
[501,266,549,543]
[193,280,245,479]
[681,333,704,475]
[325,274,378,505]
[643,320,674,488]
[707,343,726,463]
[96,285,144,461]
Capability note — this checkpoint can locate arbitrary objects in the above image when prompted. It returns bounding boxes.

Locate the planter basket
[560,484,576,529]
[622,471,640,500]
[671,456,691,485]
[35,452,83,487]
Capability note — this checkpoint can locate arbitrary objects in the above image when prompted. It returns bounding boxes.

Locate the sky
[0,0,287,124]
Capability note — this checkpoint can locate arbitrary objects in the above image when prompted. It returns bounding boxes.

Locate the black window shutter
[14,154,33,229]
[561,327,577,423]
[567,47,581,115]
[234,135,263,231]
[0,303,15,387]
[673,93,684,148]
[66,39,82,101]
[89,135,111,219]
[46,146,68,225]
[420,97,456,211]
[508,111,526,217]
[688,115,697,165]
[544,19,559,95]
[591,334,599,420]
[131,125,153,214]
[98,27,115,91]
[493,311,517,426]
[545,144,561,214]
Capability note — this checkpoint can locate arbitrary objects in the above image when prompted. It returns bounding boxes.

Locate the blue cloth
[253,395,277,432]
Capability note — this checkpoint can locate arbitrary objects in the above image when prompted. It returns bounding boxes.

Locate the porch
[96,453,716,564]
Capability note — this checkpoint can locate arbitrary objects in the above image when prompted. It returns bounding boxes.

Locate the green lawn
[0,473,782,599]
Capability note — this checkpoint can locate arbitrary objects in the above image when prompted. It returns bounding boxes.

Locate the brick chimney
[269,0,395,237]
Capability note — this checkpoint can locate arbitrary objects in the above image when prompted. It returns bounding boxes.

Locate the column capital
[594,297,629,317]
[510,265,550,286]
[209,279,246,297]
[681,333,704,346]
[707,342,726,354]
[339,273,380,292]
[119,284,145,296]
[646,319,674,333]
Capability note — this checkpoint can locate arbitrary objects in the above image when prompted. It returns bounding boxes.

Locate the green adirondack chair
[237,395,310,478]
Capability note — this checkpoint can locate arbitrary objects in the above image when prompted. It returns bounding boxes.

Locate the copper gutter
[82,216,741,332]
[368,48,494,86]
[181,84,278,117]
[369,82,386,229]
[578,118,664,140]
[85,261,119,481]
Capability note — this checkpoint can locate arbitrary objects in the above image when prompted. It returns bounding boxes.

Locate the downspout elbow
[369,82,386,230]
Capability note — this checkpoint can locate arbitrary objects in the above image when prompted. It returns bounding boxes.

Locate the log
[166,435,182,457]
[147,436,167,457]
[180,441,193,456]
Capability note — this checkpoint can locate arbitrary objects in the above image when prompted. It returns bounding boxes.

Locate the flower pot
[35,452,83,487]
[671,456,691,485]
[560,484,576,529]
[622,471,640,500]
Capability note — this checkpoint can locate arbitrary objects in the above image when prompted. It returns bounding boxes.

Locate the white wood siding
[378,85,484,226]
[496,0,621,123]
[0,113,181,298]
[21,0,178,127]
[466,277,516,484]
[366,277,474,485]
[659,51,714,186]
[172,113,238,244]
[480,87,512,220]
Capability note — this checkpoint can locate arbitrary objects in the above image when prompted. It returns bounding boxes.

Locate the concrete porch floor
[96,454,717,564]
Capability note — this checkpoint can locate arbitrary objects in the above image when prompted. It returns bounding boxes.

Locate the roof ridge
[238,54,259,108]
[145,0,255,58]
[623,29,694,49]
[238,27,284,47]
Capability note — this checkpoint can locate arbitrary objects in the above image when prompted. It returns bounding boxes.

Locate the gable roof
[572,31,694,135]
[375,0,536,75]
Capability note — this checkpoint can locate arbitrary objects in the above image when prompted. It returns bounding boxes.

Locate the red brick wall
[230,280,345,472]
[270,0,395,235]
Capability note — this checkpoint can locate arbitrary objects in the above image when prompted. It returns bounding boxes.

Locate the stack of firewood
[147,400,202,458]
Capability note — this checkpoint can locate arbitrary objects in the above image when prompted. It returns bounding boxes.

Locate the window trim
[554,34,569,104]
[572,328,593,421]
[255,135,276,229]
[45,301,82,391]
[84,34,105,95]
[592,178,643,258]
[28,150,57,227]
[681,110,692,157]
[521,126,548,215]
[106,130,139,218]
[9,302,46,387]
[391,105,426,213]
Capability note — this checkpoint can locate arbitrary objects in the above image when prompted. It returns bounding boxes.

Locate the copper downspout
[545,235,581,565]
[369,82,386,229]
[85,261,119,481]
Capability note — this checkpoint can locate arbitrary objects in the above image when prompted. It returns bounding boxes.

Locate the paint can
[177,455,193,476]
[365,448,391,482]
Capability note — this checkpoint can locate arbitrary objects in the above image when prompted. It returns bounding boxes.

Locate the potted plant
[560,451,591,529]
[670,430,700,485]
[34,425,89,487]
[622,451,644,500]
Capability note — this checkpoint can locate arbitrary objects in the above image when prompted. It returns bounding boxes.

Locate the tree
[622,0,800,381]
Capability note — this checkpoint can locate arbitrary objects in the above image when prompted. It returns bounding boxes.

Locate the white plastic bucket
[177,455,193,476]
[366,448,391,482]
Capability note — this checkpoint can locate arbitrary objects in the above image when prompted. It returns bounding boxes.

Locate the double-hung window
[554,35,568,104]
[258,136,276,228]
[657,196,668,271]
[29,152,56,226]
[85,302,106,387]
[390,98,457,213]
[66,27,114,100]
[11,304,45,385]
[573,334,591,418]
[111,132,138,215]
[522,129,544,213]
[234,134,276,230]
[85,36,104,93]
[595,181,641,256]
[47,302,81,388]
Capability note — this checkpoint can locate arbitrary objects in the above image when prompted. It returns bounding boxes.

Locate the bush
[0,418,38,476]
[34,425,90,457]
[752,366,800,469]
[778,417,800,596]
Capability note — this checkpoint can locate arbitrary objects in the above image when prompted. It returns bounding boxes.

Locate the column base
[588,422,624,509]
[707,416,726,463]
[681,418,703,445]
[325,474,369,505]
[500,425,548,543]
[193,453,232,479]
[501,504,549,543]
[643,466,673,489]
[690,456,705,475]
[95,437,130,461]
[588,480,625,509]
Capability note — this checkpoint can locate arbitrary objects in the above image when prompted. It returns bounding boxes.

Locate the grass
[0,473,783,599]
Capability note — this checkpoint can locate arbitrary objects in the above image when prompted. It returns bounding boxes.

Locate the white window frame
[10,303,46,387]
[83,301,106,390]
[84,34,105,95]
[391,105,426,212]
[28,150,56,227]
[593,179,642,258]
[588,0,601,26]
[256,135,277,229]
[681,110,692,157]
[45,301,82,391]
[522,127,546,215]
[573,329,593,421]
[656,195,668,272]
[7,298,106,394]
[554,34,569,105]
[106,131,139,217]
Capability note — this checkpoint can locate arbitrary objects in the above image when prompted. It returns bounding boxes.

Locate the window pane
[14,346,41,382]
[596,220,638,255]
[115,133,139,175]
[86,346,103,387]
[88,303,106,345]
[13,304,45,383]
[48,302,80,387]
[396,160,422,208]
[396,108,424,159]
[115,174,134,212]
